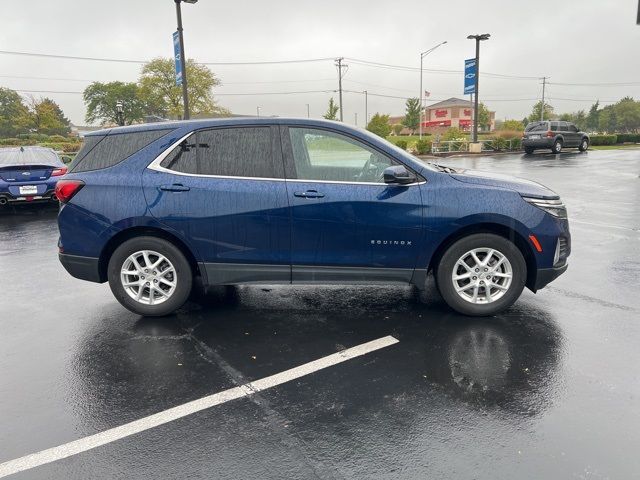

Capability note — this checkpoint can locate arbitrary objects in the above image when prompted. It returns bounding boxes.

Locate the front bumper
[59,253,103,283]
[534,263,568,291]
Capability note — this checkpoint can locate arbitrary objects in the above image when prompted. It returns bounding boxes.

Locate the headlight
[522,196,567,219]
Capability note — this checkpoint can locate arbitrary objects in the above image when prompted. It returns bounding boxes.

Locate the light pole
[467,33,490,143]
[306,103,310,118]
[115,100,124,126]
[256,106,261,117]
[174,0,197,120]
[363,90,368,126]
[419,41,447,139]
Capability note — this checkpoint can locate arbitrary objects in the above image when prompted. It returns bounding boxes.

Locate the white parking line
[0,335,398,478]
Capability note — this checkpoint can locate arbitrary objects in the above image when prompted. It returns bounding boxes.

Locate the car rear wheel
[578,138,589,152]
[524,147,534,154]
[435,233,527,316]
[552,139,563,154]
[107,236,192,316]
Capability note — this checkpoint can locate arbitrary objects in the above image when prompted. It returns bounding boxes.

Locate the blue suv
[56,118,570,316]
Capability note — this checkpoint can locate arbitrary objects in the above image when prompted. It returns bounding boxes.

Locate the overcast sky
[1,0,639,126]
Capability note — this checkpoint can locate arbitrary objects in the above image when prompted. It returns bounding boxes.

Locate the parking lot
[0,149,639,479]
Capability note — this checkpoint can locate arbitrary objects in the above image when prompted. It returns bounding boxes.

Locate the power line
[547,81,640,87]
[0,49,334,66]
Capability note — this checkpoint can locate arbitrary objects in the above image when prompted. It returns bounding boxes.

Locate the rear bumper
[0,189,57,204]
[59,253,103,283]
[522,138,554,149]
[534,263,568,291]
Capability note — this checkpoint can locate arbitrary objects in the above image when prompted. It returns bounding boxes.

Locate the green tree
[0,87,32,137]
[477,102,491,131]
[499,119,524,131]
[613,97,640,132]
[83,81,146,125]
[392,123,403,135]
[139,58,227,119]
[27,97,71,135]
[528,101,554,123]
[598,107,616,133]
[402,98,420,134]
[366,113,391,138]
[586,101,600,131]
[323,97,339,120]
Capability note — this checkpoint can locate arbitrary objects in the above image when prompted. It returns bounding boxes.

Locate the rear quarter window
[71,129,172,172]
[526,122,548,132]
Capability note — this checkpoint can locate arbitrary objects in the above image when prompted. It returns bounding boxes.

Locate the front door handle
[160,184,190,192]
[294,190,325,198]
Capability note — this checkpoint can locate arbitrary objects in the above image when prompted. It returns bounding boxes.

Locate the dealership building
[389,97,496,135]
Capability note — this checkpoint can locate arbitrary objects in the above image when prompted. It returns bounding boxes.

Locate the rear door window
[71,129,172,172]
[558,123,568,132]
[159,126,282,179]
[550,122,559,131]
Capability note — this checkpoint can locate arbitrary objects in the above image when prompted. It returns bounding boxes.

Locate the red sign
[423,120,451,127]
[463,109,472,116]
[435,109,448,118]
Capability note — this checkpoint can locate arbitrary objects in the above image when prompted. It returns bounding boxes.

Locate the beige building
[422,97,495,135]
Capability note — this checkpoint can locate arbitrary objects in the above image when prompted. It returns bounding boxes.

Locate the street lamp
[257,106,261,117]
[467,33,490,144]
[115,100,124,126]
[419,41,447,139]
[306,103,310,118]
[174,0,197,120]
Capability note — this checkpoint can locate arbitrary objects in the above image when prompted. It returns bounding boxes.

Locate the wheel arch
[427,222,538,291]
[98,226,201,283]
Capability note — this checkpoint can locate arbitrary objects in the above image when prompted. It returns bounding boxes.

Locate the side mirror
[383,165,416,185]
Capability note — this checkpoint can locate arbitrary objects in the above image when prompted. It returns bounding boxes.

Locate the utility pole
[540,77,548,121]
[256,106,261,117]
[306,103,310,118]
[335,57,347,121]
[364,90,368,126]
[355,112,358,126]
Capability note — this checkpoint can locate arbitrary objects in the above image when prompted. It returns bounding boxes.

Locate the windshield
[0,147,63,168]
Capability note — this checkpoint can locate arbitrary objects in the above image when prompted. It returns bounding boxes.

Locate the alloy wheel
[451,248,513,304]
[120,250,177,305]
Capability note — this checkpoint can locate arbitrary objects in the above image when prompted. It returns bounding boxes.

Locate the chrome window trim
[146,131,425,186]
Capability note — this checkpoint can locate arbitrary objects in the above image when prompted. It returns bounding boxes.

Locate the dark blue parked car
[0,146,67,206]
[56,118,570,316]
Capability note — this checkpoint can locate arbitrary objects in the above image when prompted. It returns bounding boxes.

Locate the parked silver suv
[522,121,589,154]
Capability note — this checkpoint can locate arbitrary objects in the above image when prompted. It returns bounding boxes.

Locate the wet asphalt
[0,149,639,479]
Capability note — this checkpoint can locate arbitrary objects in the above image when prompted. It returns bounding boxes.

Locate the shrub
[442,127,467,142]
[0,137,29,146]
[395,140,408,150]
[494,129,523,139]
[509,138,522,150]
[48,134,71,143]
[415,139,432,155]
[589,134,617,146]
[615,133,640,143]
[392,124,403,136]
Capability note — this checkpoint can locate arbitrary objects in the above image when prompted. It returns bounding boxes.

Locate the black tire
[107,236,192,316]
[524,147,535,155]
[578,138,589,152]
[552,139,563,154]
[435,233,527,316]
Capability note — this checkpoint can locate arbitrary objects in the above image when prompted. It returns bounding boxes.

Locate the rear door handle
[160,184,190,192]
[294,190,325,198]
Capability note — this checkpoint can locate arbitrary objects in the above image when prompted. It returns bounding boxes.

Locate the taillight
[55,179,84,203]
[546,130,554,138]
[51,166,68,177]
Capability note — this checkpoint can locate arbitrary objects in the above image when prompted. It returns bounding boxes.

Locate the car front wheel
[107,236,192,316]
[552,139,563,154]
[435,233,527,316]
